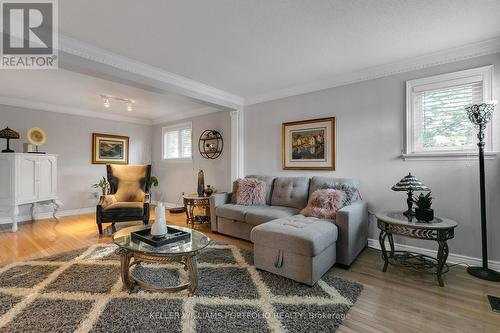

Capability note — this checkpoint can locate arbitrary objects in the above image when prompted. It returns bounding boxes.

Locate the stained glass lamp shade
[392,173,430,216]
[0,127,20,153]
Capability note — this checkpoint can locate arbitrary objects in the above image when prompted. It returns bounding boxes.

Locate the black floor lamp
[465,101,500,282]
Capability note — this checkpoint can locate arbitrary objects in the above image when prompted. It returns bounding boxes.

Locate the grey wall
[152,111,231,205]
[244,53,500,261]
[0,105,152,218]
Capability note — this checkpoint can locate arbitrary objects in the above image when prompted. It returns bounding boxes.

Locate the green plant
[92,177,109,196]
[413,192,433,209]
[149,176,159,188]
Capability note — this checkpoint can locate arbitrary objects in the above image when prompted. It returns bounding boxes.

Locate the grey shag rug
[0,243,362,333]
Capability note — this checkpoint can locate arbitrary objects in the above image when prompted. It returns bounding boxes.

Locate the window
[405,66,494,158]
[162,122,192,161]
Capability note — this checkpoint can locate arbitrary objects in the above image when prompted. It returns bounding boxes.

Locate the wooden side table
[376,211,458,287]
[183,194,211,228]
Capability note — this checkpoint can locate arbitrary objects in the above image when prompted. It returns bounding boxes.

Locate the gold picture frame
[282,117,336,170]
[92,133,129,165]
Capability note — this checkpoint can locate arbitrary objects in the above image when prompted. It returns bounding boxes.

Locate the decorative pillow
[301,189,344,220]
[236,178,266,206]
[321,183,359,207]
[230,179,241,204]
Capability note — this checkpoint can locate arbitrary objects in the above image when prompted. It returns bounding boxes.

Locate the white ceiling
[58,0,500,100]
[0,69,218,124]
[1,1,499,123]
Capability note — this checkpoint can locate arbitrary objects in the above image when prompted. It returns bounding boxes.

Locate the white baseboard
[368,238,500,272]
[0,207,95,225]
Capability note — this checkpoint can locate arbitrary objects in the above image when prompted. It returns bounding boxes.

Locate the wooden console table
[376,211,458,287]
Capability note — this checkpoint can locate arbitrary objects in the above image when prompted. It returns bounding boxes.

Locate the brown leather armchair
[96,164,152,235]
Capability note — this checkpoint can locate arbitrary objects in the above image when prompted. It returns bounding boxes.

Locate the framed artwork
[92,133,129,165]
[282,117,336,170]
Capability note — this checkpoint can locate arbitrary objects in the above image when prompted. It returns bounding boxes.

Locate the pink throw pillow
[236,178,266,206]
[301,189,344,220]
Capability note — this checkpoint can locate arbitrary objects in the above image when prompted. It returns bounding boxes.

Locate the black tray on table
[131,227,191,247]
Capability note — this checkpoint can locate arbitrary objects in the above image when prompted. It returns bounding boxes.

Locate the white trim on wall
[0,207,95,226]
[367,238,500,272]
[230,109,245,181]
[59,34,245,109]
[2,35,498,126]
[0,95,152,125]
[405,65,494,157]
[245,37,500,105]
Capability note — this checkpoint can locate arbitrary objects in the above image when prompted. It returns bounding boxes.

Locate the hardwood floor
[1,211,499,333]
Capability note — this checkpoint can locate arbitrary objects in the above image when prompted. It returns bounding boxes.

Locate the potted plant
[413,192,434,222]
[92,177,109,197]
[149,176,162,202]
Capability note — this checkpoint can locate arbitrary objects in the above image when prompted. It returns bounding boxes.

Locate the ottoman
[250,215,338,286]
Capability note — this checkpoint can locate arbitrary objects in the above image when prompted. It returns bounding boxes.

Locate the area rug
[0,243,362,333]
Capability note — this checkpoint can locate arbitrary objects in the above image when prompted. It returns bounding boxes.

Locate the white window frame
[162,122,193,162]
[404,65,496,160]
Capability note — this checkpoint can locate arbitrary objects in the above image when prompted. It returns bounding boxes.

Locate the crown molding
[245,36,500,105]
[153,106,222,125]
[58,35,244,109]
[0,95,153,125]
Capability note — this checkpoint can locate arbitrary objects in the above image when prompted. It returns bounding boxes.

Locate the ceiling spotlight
[100,94,134,112]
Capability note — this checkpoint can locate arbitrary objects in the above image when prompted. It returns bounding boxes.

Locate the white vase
[151,202,167,239]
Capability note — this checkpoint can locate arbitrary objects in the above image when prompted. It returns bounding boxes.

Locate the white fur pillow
[301,189,344,220]
[236,178,266,206]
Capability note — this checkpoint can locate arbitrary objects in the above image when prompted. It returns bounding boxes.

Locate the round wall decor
[198,130,223,159]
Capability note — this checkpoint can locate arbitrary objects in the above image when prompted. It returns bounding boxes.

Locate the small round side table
[376,211,458,287]
[183,194,211,228]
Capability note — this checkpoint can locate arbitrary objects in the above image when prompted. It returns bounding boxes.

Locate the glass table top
[376,211,458,229]
[113,224,211,256]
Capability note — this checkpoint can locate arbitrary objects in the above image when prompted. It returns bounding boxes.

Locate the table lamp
[0,127,20,153]
[464,101,500,282]
[392,173,430,216]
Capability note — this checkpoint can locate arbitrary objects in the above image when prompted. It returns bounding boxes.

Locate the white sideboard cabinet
[0,153,62,232]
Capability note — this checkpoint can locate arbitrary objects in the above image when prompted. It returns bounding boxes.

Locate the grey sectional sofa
[209,175,368,268]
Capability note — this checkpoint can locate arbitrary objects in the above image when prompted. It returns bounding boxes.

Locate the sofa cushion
[301,189,343,219]
[245,175,275,205]
[101,202,144,218]
[309,176,359,197]
[236,178,267,206]
[271,177,310,209]
[245,206,300,226]
[251,215,338,257]
[216,204,254,221]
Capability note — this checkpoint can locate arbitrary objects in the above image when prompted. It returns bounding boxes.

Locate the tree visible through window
[406,66,493,155]
[419,83,480,150]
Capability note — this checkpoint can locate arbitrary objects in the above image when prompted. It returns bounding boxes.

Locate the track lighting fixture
[100,94,135,112]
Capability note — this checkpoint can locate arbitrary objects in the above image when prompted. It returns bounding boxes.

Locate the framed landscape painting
[282,117,336,170]
[92,133,129,164]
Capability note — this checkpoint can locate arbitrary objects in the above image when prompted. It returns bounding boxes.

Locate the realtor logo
[1,0,58,69]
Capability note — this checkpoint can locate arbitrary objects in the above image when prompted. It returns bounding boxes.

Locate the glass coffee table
[113,225,210,295]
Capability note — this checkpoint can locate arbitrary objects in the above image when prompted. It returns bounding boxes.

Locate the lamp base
[403,209,414,217]
[1,149,14,153]
[467,266,500,282]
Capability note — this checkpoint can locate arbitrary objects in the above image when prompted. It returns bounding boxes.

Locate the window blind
[413,81,483,151]
[163,124,192,159]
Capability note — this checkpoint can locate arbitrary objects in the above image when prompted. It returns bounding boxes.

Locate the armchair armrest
[335,200,369,266]
[209,193,230,231]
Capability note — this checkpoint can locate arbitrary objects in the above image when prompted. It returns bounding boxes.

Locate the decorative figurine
[204,185,214,196]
